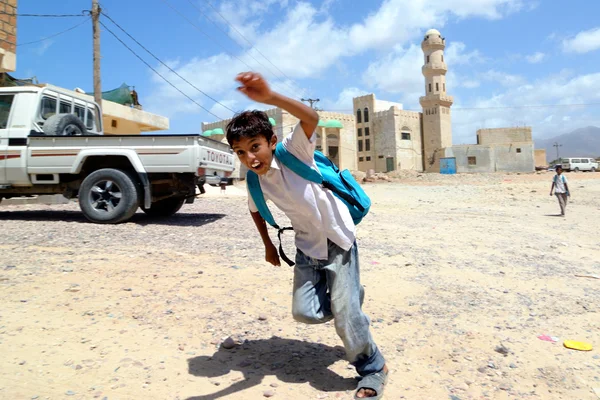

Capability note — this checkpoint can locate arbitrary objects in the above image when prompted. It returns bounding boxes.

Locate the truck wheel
[592,167,596,173]
[43,113,87,136]
[79,169,140,224]
[141,197,185,217]
[574,167,580,172]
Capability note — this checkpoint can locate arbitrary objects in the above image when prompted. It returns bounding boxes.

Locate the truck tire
[574,167,580,172]
[43,113,87,136]
[141,197,185,217]
[79,168,140,224]
[592,167,596,172]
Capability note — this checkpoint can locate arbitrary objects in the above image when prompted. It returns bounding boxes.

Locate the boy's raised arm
[236,72,318,139]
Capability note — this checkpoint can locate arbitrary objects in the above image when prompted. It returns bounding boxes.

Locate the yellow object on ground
[563,340,593,351]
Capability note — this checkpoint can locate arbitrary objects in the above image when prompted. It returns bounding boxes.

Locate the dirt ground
[0,171,599,400]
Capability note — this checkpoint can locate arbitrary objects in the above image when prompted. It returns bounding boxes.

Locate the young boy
[550,165,570,216]
[226,72,388,399]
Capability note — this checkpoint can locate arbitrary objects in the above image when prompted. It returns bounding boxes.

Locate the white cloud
[148,0,528,122]
[562,27,600,54]
[323,87,369,111]
[445,42,483,65]
[480,70,526,87]
[526,52,545,63]
[451,71,600,143]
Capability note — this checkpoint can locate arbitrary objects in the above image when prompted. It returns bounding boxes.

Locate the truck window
[60,101,72,114]
[0,94,14,129]
[41,97,57,119]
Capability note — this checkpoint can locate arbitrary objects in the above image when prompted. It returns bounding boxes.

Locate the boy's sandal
[354,369,388,400]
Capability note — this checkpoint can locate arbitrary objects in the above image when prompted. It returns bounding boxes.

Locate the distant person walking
[550,165,570,216]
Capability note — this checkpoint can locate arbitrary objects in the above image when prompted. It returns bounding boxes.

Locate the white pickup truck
[0,85,234,223]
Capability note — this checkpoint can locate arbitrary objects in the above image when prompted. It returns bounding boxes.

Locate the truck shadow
[0,210,226,227]
[185,336,356,400]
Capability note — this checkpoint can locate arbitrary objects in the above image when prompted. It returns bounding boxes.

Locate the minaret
[420,28,453,173]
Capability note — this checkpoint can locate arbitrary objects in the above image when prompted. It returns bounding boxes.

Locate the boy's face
[556,167,563,175]
[231,134,277,175]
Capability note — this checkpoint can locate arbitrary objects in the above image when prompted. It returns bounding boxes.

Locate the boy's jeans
[291,240,385,377]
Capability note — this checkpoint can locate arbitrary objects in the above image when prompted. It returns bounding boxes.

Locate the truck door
[0,94,15,185]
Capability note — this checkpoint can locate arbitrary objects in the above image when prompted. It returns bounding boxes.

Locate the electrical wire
[157,0,299,100]
[100,10,236,114]
[185,0,303,98]
[0,12,87,18]
[99,20,227,120]
[17,17,90,47]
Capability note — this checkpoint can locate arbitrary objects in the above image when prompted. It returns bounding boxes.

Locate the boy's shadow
[185,336,356,399]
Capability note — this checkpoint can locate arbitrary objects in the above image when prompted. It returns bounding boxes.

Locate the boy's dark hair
[555,165,563,171]
[226,110,274,147]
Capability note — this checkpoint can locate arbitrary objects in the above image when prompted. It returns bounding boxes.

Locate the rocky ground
[0,171,599,400]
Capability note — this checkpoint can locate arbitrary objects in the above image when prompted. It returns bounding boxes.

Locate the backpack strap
[275,143,365,212]
[274,143,323,183]
[246,169,295,267]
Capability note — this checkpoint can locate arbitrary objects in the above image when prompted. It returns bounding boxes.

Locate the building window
[366,156,371,161]
[401,132,411,140]
[378,155,384,159]
[443,83,446,92]
[442,55,444,62]
[358,128,362,137]
[111,119,118,128]
[365,127,370,136]
[364,108,369,123]
[365,139,371,151]
[516,148,522,153]
[427,55,430,63]
[356,109,362,123]
[468,156,477,166]
[359,157,364,162]
[436,83,439,92]
[358,140,363,152]
[429,83,432,93]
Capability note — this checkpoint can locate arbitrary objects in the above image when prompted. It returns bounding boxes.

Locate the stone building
[0,0,17,73]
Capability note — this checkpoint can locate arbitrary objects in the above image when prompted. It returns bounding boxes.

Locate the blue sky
[14,0,600,143]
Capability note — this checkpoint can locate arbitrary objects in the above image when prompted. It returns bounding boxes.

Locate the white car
[561,158,598,172]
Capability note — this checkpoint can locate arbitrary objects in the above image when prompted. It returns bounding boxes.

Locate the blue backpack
[247,142,371,266]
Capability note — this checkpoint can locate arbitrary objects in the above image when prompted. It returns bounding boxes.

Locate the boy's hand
[236,72,273,103]
[265,243,281,267]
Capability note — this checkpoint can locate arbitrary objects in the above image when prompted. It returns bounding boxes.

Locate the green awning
[269,117,276,126]
[317,120,327,127]
[201,130,213,136]
[212,128,224,135]
[324,119,343,128]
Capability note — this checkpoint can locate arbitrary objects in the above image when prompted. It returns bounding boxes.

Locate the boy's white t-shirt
[247,123,355,260]
[553,174,568,193]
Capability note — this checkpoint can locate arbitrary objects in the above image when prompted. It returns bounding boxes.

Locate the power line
[199,0,299,90]
[17,17,90,47]
[185,0,303,98]
[0,12,87,18]
[98,20,226,120]
[100,11,235,114]
[157,0,298,100]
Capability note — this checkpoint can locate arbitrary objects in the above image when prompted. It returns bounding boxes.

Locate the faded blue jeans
[291,240,386,377]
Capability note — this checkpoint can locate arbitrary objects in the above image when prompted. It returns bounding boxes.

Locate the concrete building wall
[535,149,547,167]
[477,127,532,145]
[445,142,535,173]
[0,0,17,73]
[493,142,535,172]
[353,94,376,172]
[445,145,495,173]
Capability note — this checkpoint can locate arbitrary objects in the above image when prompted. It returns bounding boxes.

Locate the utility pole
[553,142,562,161]
[301,98,320,110]
[92,0,102,109]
